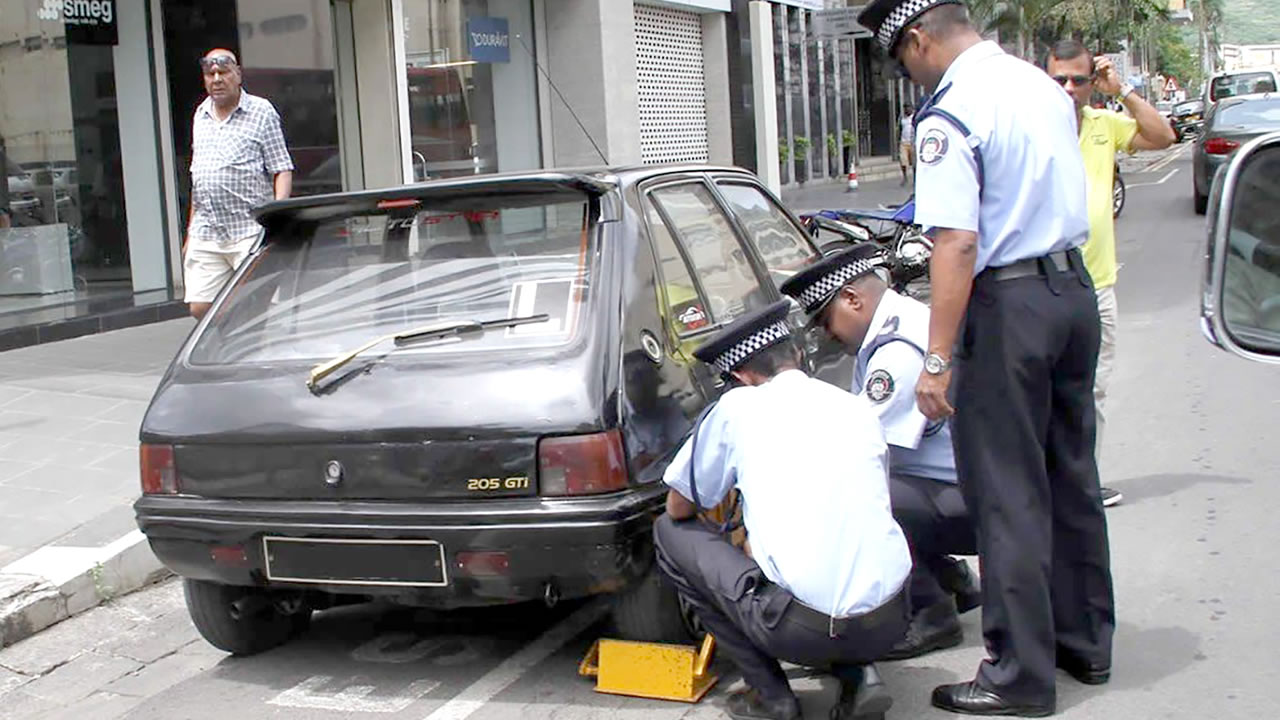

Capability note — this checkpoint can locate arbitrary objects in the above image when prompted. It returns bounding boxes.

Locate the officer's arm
[928,229,978,361]
[666,489,698,520]
[661,396,737,517]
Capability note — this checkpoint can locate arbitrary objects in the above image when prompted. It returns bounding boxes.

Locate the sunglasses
[1051,73,1094,87]
[200,56,237,72]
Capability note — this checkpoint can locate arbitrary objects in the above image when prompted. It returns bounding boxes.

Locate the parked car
[1207,68,1279,106]
[1171,99,1206,142]
[1200,130,1280,363]
[1193,93,1280,215]
[134,165,846,655]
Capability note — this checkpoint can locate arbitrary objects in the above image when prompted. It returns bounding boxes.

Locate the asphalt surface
[3,144,1278,720]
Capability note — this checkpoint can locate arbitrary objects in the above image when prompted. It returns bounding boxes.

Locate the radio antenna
[515,33,609,166]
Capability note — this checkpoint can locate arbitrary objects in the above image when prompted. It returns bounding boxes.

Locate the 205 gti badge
[865,369,895,403]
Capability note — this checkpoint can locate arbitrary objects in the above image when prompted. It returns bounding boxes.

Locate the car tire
[1194,188,1208,215]
[611,566,694,644]
[1112,174,1125,219]
[183,579,311,656]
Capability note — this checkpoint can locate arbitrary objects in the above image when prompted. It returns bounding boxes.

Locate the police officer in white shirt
[781,244,979,661]
[654,300,911,720]
[856,0,1114,715]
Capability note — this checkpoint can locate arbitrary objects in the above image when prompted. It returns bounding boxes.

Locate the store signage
[812,6,873,39]
[35,0,118,45]
[467,17,510,64]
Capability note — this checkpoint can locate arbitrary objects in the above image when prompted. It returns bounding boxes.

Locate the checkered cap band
[710,319,792,373]
[796,257,882,314]
[878,0,940,51]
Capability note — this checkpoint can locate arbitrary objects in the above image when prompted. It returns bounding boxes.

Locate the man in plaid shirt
[185,48,293,320]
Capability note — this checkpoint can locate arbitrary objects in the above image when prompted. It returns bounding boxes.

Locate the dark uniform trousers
[889,473,975,610]
[951,249,1115,704]
[654,514,909,702]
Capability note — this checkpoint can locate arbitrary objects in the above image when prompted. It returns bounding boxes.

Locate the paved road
[3,145,1279,720]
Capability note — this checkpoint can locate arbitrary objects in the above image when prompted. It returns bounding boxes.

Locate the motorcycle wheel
[1112,173,1126,219]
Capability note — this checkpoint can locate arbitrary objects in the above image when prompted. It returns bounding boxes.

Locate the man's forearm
[1124,93,1176,149]
[927,229,979,357]
[274,171,293,201]
[666,489,697,520]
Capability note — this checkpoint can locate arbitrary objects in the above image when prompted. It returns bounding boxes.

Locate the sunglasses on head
[1052,73,1093,87]
[200,56,237,71]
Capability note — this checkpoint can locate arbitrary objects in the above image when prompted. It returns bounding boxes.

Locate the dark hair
[736,338,800,378]
[1049,40,1095,73]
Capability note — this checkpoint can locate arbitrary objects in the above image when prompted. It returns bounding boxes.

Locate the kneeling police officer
[654,300,912,720]
[782,245,980,661]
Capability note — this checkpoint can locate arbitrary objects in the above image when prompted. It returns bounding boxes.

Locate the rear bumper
[134,486,665,607]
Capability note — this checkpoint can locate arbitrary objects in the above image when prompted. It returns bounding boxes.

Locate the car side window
[1223,146,1280,347]
[649,183,767,329]
[716,183,820,284]
[643,195,712,336]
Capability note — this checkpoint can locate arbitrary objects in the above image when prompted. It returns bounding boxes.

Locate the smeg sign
[35,0,119,45]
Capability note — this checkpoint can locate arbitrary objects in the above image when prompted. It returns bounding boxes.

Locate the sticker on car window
[506,279,578,337]
[673,300,709,333]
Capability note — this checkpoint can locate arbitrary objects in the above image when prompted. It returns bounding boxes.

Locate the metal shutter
[635,4,709,164]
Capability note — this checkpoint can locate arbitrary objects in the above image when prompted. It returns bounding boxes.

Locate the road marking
[269,676,440,713]
[1140,144,1189,175]
[422,598,608,720]
[1127,168,1179,188]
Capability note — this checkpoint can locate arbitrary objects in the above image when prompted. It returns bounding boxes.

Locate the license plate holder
[263,537,448,587]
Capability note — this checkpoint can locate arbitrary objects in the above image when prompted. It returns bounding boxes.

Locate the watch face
[926,355,945,373]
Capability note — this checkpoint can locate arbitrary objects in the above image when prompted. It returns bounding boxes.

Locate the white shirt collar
[199,91,247,121]
[858,289,905,356]
[935,40,1004,95]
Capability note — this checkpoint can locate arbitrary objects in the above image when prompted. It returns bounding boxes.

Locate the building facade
[0,0,889,347]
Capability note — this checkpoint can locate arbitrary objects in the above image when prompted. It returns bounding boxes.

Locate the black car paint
[135,165,833,609]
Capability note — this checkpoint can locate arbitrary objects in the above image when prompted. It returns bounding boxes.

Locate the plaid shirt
[189,91,293,245]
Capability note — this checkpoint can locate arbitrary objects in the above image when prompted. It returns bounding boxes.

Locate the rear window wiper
[306,314,550,391]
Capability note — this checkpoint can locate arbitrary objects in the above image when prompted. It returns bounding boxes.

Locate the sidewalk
[0,318,194,648]
[782,173,915,214]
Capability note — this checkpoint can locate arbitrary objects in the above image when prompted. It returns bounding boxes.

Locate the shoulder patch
[865,369,895,403]
[918,128,950,165]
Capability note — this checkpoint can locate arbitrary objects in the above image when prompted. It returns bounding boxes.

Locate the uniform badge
[865,369,894,403]
[918,128,949,165]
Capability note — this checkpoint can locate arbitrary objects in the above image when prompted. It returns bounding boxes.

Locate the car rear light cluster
[538,430,628,496]
[1204,138,1240,155]
[140,443,179,494]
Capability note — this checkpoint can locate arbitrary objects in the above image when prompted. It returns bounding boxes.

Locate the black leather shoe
[726,688,802,720]
[1057,653,1111,685]
[881,597,963,661]
[831,664,893,720]
[937,557,982,614]
[930,681,1054,717]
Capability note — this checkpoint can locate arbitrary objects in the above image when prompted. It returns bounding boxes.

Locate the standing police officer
[856,0,1114,716]
[781,245,979,661]
[654,300,911,720]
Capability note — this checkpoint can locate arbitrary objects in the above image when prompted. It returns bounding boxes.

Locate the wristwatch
[1117,82,1135,101]
[924,352,951,375]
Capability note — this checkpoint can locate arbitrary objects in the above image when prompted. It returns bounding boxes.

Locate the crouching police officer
[654,300,912,720]
[781,244,979,661]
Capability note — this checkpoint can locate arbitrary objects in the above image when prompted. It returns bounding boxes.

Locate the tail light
[140,444,179,494]
[1204,138,1240,155]
[538,430,628,496]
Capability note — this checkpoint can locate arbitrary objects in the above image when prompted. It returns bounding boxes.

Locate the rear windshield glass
[1216,98,1280,127]
[189,194,594,365]
[1211,72,1277,101]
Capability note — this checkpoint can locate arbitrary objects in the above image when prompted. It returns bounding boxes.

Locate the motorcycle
[799,199,932,301]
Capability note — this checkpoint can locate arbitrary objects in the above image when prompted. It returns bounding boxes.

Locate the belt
[982,249,1075,282]
[781,585,908,638]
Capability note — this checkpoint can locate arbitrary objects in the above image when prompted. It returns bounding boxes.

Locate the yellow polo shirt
[1078,107,1137,289]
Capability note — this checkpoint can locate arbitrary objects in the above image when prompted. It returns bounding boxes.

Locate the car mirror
[1201,130,1280,363]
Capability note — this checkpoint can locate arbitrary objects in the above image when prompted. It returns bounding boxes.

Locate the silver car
[1193,93,1280,215]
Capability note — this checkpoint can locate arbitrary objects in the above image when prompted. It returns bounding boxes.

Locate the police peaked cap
[857,0,966,53]
[693,300,794,374]
[779,243,886,317]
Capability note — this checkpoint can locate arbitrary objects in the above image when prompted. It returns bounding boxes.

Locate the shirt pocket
[219,128,263,168]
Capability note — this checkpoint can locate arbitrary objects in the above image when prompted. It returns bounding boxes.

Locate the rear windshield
[189,194,594,365]
[1216,98,1280,127]
[1211,72,1277,101]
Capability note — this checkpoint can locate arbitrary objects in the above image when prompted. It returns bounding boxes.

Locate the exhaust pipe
[229,594,271,620]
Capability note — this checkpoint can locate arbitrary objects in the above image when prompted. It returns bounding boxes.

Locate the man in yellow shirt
[1048,40,1175,507]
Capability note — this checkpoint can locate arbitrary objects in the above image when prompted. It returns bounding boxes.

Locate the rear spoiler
[253,172,618,229]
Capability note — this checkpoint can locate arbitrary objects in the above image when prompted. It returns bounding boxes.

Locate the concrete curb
[0,530,171,649]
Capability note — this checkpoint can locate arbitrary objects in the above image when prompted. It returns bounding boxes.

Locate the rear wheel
[183,579,312,655]
[610,566,695,643]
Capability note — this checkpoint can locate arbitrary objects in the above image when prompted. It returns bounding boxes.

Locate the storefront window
[403,0,540,180]
[0,5,132,318]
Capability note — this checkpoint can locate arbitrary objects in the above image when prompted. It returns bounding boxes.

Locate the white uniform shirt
[912,41,1090,273]
[853,290,957,483]
[663,370,911,617]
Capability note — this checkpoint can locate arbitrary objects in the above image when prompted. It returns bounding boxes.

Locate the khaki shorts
[183,235,257,303]
[900,142,915,167]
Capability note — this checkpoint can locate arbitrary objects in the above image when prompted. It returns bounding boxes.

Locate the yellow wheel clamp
[578,633,718,702]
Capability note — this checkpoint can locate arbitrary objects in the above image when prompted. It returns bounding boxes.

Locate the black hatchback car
[136,165,848,654]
